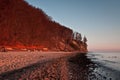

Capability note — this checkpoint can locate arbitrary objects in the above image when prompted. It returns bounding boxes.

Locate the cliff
[0,0,87,52]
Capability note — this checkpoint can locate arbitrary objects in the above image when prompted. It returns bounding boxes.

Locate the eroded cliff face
[0,0,87,52]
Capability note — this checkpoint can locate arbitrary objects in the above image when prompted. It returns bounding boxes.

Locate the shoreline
[1,52,120,80]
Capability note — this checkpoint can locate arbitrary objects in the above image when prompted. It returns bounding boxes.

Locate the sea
[68,52,120,80]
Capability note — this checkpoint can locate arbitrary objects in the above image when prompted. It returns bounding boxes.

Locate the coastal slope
[0,0,87,52]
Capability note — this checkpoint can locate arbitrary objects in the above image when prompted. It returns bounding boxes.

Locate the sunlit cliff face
[4,45,45,51]
[0,0,72,50]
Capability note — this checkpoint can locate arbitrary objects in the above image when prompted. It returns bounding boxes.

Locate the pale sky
[25,0,120,51]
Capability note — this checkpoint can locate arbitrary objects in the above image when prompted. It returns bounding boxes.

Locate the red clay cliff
[0,0,87,52]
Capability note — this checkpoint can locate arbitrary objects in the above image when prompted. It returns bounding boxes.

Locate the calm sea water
[87,52,120,80]
[87,52,120,71]
[68,52,120,80]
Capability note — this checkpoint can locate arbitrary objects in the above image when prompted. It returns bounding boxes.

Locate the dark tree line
[72,32,87,43]
[69,31,88,51]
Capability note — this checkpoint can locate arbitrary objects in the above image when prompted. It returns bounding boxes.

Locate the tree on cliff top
[83,36,87,43]
[72,32,82,41]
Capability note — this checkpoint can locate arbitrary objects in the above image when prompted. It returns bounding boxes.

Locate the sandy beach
[0,51,76,74]
[0,51,79,80]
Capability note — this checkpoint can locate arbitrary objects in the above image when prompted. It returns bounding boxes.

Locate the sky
[25,0,120,51]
